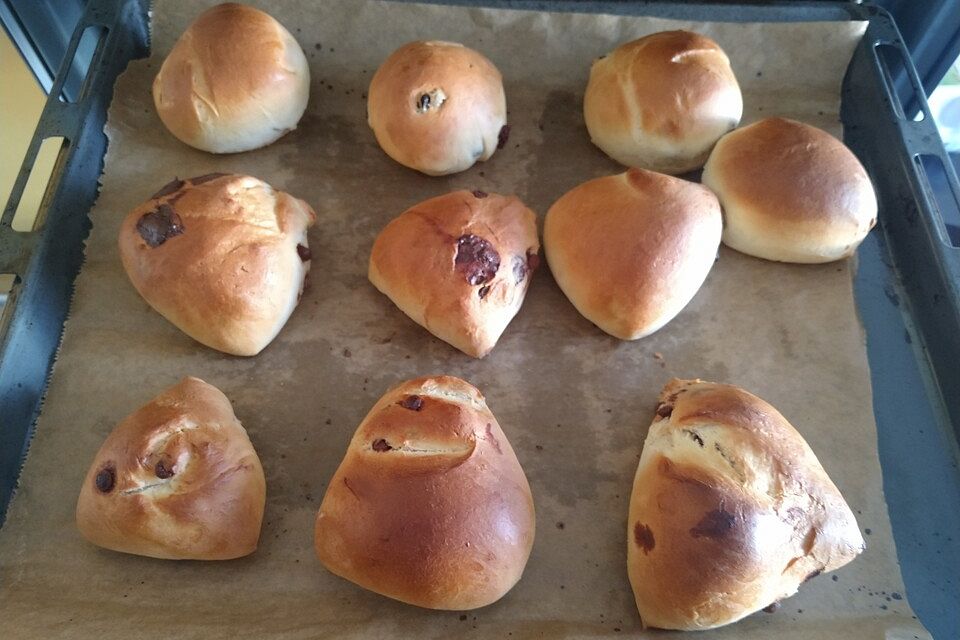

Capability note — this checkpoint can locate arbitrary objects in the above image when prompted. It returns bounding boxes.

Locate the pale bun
[369,190,539,358]
[628,378,865,630]
[118,173,316,356]
[368,41,508,175]
[584,30,742,174]
[315,375,535,610]
[152,3,310,153]
[76,377,266,560]
[702,117,878,263]
[544,168,721,340]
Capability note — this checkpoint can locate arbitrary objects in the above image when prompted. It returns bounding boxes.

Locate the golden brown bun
[584,30,742,174]
[369,190,539,358]
[702,117,878,263]
[152,3,310,153]
[544,169,721,340]
[628,379,865,630]
[314,376,535,610]
[118,173,316,356]
[76,377,266,560]
[368,41,508,176]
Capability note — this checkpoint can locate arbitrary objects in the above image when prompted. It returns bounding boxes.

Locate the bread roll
[118,173,316,356]
[369,190,539,358]
[315,376,535,610]
[702,117,878,263]
[584,30,742,174]
[76,377,265,560]
[628,379,865,630]
[368,41,508,176]
[152,3,310,153]
[544,168,721,340]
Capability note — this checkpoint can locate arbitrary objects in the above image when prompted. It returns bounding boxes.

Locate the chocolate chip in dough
[399,395,423,411]
[95,467,116,493]
[455,234,500,286]
[497,124,511,149]
[297,244,312,262]
[136,204,184,248]
[155,460,175,479]
[189,172,229,185]
[150,178,185,200]
[372,439,393,452]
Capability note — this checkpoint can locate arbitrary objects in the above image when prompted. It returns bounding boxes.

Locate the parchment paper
[0,1,931,638]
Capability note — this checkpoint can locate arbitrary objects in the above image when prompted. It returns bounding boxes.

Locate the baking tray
[0,1,957,638]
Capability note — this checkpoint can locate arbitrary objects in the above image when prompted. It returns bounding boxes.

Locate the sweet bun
[368,41,508,175]
[76,377,266,560]
[628,379,865,630]
[152,3,310,153]
[544,168,721,340]
[702,117,878,263]
[584,30,742,174]
[369,190,539,358]
[118,173,316,356]
[314,375,535,610]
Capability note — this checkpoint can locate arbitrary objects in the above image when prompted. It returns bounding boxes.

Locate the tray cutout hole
[58,25,107,103]
[10,137,68,232]
[875,43,925,122]
[915,154,960,247]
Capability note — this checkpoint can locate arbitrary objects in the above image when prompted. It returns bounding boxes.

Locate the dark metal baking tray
[0,1,956,638]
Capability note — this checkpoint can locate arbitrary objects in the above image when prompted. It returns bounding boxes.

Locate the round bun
[152,3,310,153]
[628,379,865,630]
[369,190,540,358]
[315,375,535,610]
[367,41,508,176]
[118,173,316,356]
[584,30,742,174]
[544,168,721,340]
[76,377,266,560]
[702,117,878,263]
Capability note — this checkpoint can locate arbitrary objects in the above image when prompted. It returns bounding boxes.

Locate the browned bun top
[152,3,310,153]
[118,173,316,356]
[544,168,721,340]
[628,379,864,630]
[702,117,878,263]
[368,190,540,358]
[75,377,266,560]
[315,376,535,610]
[368,41,507,175]
[584,30,742,174]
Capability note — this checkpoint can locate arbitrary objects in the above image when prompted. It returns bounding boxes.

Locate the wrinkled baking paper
[0,1,930,638]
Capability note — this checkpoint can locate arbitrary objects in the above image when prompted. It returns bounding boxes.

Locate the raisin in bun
[702,117,878,263]
[152,3,310,153]
[368,41,508,176]
[118,173,316,356]
[369,190,539,358]
[628,379,865,630]
[584,30,742,174]
[314,375,535,610]
[544,168,721,340]
[76,377,266,560]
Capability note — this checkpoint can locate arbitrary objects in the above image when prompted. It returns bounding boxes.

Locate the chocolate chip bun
[314,376,535,610]
[584,30,742,174]
[544,168,721,340]
[702,117,878,263]
[368,41,508,175]
[76,377,266,560]
[152,3,310,153]
[369,190,539,358]
[118,173,316,356]
[628,379,865,630]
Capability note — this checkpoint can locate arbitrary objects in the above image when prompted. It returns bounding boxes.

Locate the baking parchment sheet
[0,1,931,638]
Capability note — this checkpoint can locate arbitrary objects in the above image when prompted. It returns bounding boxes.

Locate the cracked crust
[627,379,864,630]
[369,190,539,358]
[314,376,535,610]
[584,30,742,174]
[368,41,507,175]
[152,3,310,153]
[118,173,316,356]
[75,377,266,560]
